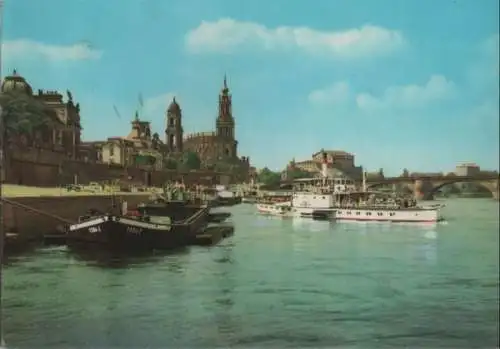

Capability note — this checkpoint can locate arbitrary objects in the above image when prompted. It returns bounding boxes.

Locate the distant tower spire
[165,97,183,152]
[216,74,235,139]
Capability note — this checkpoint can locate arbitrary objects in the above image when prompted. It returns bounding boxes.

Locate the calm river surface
[3,199,499,348]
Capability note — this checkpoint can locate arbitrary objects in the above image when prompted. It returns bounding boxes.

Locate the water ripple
[3,200,499,348]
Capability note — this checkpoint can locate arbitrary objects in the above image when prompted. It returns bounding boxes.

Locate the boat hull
[241,197,257,204]
[334,207,442,223]
[256,203,292,217]
[67,211,209,250]
[216,196,242,207]
[292,207,337,220]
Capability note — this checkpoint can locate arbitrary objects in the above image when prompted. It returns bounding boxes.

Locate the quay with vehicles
[2,183,241,255]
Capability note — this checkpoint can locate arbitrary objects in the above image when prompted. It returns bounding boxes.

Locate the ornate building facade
[283,149,363,180]
[165,76,250,171]
[1,70,250,184]
[1,69,82,161]
[84,111,167,170]
[182,77,242,162]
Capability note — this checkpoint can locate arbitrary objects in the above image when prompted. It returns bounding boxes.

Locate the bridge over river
[279,174,499,200]
[366,174,499,200]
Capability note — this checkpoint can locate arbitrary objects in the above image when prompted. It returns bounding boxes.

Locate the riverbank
[2,185,153,248]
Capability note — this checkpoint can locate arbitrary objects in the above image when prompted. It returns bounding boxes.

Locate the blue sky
[2,0,499,174]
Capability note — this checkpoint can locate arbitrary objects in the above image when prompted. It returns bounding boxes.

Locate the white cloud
[308,81,351,105]
[3,39,102,62]
[185,18,407,59]
[355,75,456,111]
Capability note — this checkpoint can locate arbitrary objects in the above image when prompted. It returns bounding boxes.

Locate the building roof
[312,149,354,158]
[167,97,181,113]
[1,69,33,95]
[457,163,479,167]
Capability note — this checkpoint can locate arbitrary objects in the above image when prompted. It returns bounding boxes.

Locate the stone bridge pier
[413,180,435,200]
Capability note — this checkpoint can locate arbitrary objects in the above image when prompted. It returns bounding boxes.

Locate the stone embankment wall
[2,194,151,240]
[6,155,232,187]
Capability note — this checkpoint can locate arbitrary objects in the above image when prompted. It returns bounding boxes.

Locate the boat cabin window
[389,212,395,216]
[356,212,361,215]
[377,212,383,216]
[366,212,372,216]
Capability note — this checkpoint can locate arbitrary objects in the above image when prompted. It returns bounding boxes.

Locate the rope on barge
[0,197,76,225]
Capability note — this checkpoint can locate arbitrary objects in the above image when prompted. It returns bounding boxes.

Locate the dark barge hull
[216,197,242,207]
[67,207,210,250]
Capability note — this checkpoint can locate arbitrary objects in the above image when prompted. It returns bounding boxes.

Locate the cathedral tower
[165,97,183,152]
[216,75,235,139]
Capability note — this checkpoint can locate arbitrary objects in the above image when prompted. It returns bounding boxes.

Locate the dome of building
[167,97,180,112]
[1,69,33,95]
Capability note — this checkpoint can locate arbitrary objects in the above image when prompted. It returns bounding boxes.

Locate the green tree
[287,168,311,180]
[164,157,177,170]
[0,91,61,143]
[180,151,201,170]
[258,167,282,187]
[213,161,235,172]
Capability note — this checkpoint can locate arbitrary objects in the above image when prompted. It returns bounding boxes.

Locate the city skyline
[2,0,499,175]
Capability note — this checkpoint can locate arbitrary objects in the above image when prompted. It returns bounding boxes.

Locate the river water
[2,199,499,348]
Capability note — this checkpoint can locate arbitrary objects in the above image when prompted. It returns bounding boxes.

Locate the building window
[109,145,114,156]
[169,118,175,127]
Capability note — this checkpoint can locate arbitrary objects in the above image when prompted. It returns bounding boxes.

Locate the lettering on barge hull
[88,226,102,234]
[126,227,143,235]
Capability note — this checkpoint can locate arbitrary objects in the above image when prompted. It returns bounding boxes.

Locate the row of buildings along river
[0,70,254,186]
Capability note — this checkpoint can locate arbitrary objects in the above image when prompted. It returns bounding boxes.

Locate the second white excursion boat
[257,152,444,223]
[290,152,444,223]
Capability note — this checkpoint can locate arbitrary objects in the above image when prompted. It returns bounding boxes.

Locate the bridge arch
[430,180,498,198]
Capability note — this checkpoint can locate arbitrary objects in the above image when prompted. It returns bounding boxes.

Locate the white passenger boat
[286,152,444,223]
[331,192,443,223]
[289,191,337,220]
[256,201,292,217]
[242,196,258,204]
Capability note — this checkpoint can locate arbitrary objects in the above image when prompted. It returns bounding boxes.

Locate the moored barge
[67,201,210,250]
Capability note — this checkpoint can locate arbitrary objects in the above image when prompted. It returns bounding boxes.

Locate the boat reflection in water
[291,217,335,232]
[66,244,189,269]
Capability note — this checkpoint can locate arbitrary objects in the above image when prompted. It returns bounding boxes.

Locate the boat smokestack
[321,151,328,178]
[362,171,367,192]
[321,151,328,186]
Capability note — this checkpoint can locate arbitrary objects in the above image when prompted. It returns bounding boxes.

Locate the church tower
[165,97,183,152]
[216,75,235,139]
